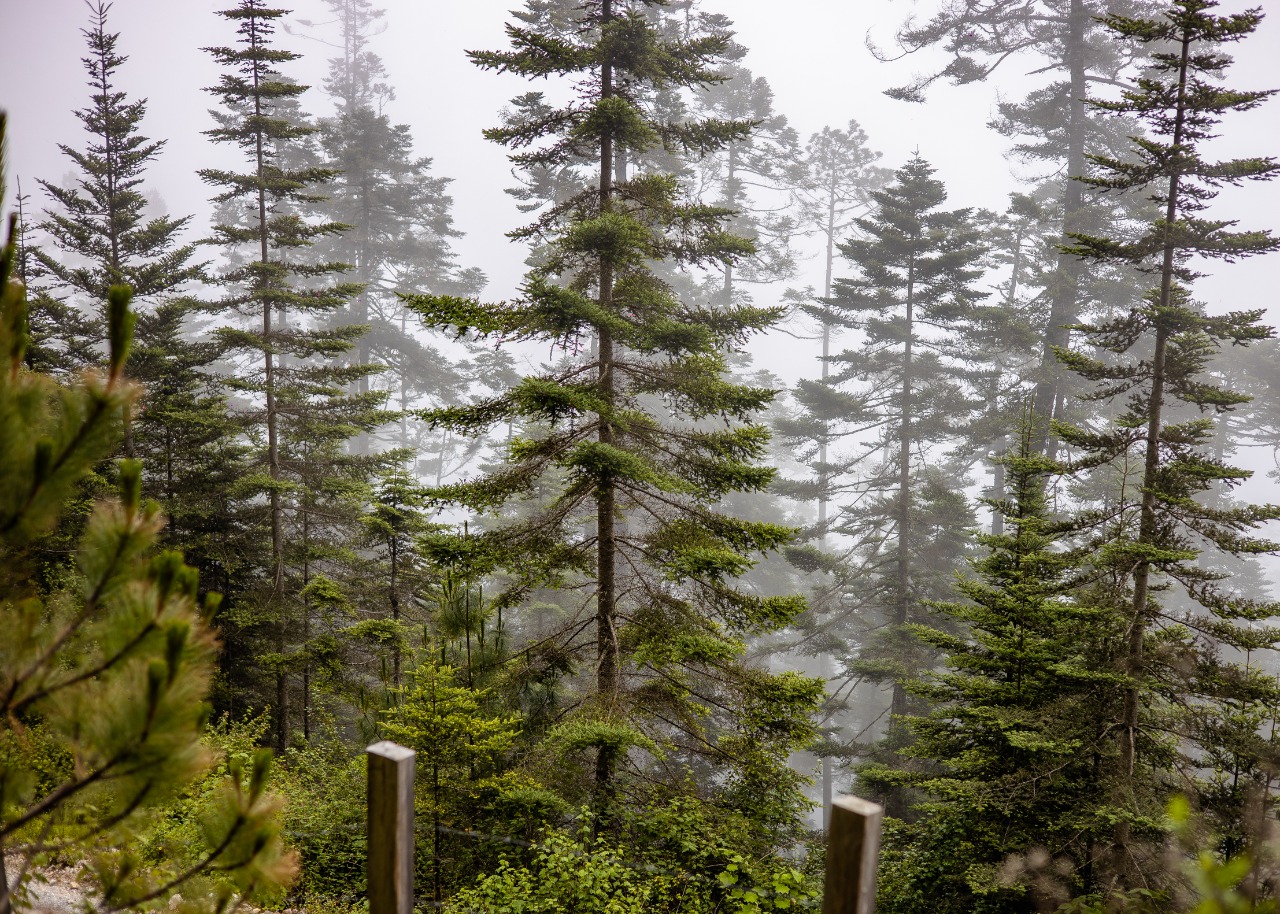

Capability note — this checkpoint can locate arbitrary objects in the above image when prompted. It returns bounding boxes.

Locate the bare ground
[3,857,93,914]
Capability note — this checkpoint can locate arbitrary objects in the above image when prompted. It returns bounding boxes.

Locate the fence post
[823,795,883,914]
[367,741,416,914]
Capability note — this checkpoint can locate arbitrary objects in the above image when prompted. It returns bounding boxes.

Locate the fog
[6,1,1275,385]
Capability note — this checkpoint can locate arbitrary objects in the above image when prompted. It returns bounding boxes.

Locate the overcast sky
[3,0,1278,383]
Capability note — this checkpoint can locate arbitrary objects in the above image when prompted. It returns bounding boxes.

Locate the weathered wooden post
[823,795,883,914]
[367,741,416,914]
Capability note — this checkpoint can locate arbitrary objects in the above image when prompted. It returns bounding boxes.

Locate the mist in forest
[3,1,1280,913]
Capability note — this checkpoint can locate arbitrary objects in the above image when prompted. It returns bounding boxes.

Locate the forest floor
[3,856,92,913]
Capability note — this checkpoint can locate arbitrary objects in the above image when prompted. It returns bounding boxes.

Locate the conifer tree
[29,1,224,517]
[407,0,821,839]
[792,119,887,317]
[962,192,1059,530]
[783,118,887,548]
[868,428,1125,913]
[1057,0,1279,878]
[793,157,986,782]
[356,462,433,693]
[200,0,379,750]
[875,0,1163,450]
[0,118,292,912]
[382,656,525,904]
[33,1,204,325]
[687,61,800,305]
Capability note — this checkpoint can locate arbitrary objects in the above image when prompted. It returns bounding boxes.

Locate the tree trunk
[1032,0,1088,456]
[0,842,11,914]
[722,143,737,305]
[249,20,288,754]
[594,0,621,804]
[1113,24,1192,869]
[820,178,837,830]
[991,447,1006,536]
[891,256,916,721]
[390,537,402,688]
[302,498,311,744]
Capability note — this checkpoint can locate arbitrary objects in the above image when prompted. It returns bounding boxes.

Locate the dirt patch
[3,857,94,914]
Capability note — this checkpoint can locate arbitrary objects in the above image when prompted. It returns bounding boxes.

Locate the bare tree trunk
[390,537,402,688]
[302,498,311,744]
[0,843,11,914]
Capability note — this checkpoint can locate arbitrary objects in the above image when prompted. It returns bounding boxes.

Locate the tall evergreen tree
[33,1,203,320]
[874,0,1163,451]
[16,3,250,654]
[199,0,380,750]
[868,428,1125,913]
[27,1,225,519]
[686,61,800,305]
[407,0,821,844]
[1057,0,1280,881]
[786,158,986,794]
[785,118,887,556]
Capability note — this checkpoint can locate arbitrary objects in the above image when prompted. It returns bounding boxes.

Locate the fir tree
[199,0,380,750]
[33,2,203,316]
[874,0,1164,450]
[793,157,986,802]
[963,192,1059,533]
[381,656,525,905]
[310,0,487,454]
[1058,0,1280,880]
[868,428,1125,913]
[686,61,800,305]
[357,462,433,693]
[406,0,821,840]
[28,1,221,515]
[788,119,888,551]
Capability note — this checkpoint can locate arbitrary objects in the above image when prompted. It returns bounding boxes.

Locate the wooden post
[368,741,415,914]
[823,795,883,914]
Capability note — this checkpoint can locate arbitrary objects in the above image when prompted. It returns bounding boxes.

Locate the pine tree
[780,128,887,812]
[1057,0,1280,880]
[0,117,291,912]
[406,0,821,840]
[199,0,380,750]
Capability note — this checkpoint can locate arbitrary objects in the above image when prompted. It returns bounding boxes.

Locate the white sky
[2,0,1278,384]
